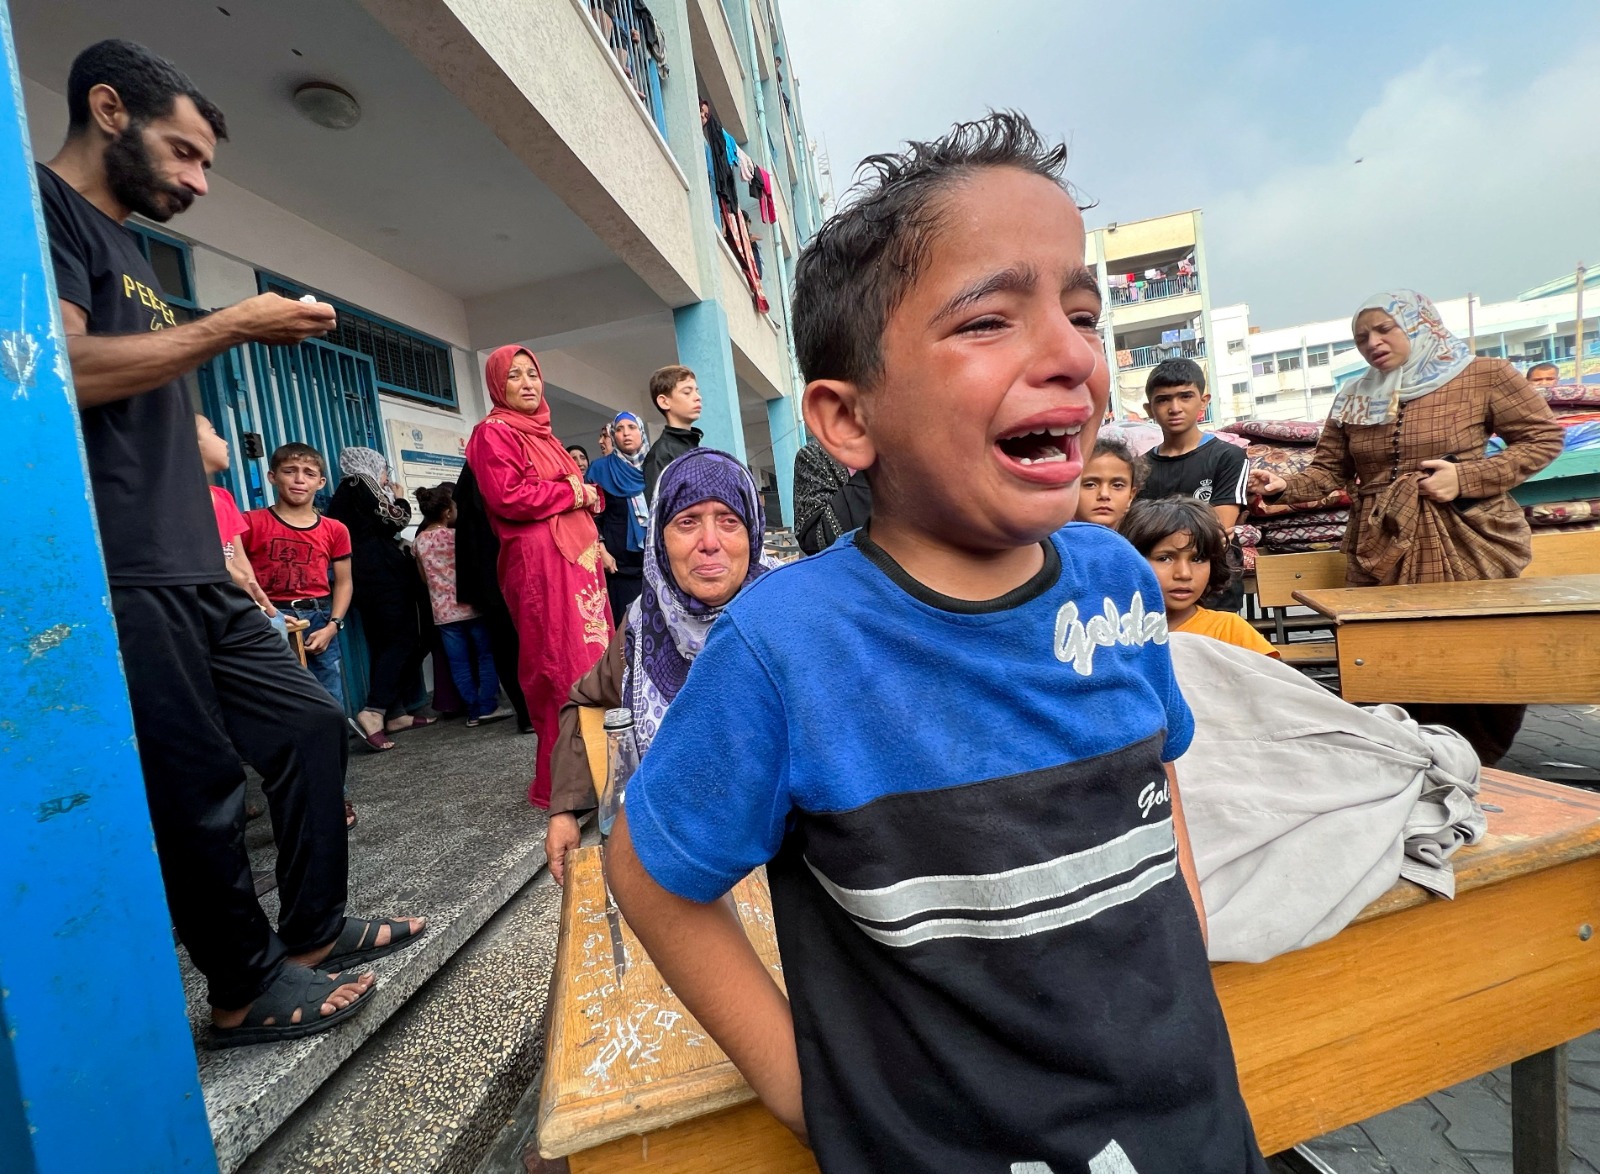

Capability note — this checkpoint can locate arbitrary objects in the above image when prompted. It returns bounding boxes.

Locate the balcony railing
[1110,273,1199,307]
[1121,339,1206,369]
[584,0,668,138]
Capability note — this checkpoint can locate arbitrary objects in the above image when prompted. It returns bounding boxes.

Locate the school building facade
[1233,275,1600,423]
[14,0,826,524]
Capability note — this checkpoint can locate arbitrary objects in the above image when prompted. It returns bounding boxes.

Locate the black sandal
[208,965,373,1049]
[318,915,427,970]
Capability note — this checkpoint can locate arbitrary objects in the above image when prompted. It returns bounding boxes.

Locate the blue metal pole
[0,2,217,1168]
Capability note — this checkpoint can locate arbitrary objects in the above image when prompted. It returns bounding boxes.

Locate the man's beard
[103,123,194,223]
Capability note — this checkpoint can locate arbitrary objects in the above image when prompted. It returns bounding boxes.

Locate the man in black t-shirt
[1137,358,1249,610]
[41,40,422,1045]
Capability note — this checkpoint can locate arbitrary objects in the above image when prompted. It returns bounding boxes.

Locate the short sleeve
[1132,559,1195,761]
[624,614,791,902]
[212,489,246,541]
[1211,442,1249,507]
[326,517,353,559]
[38,176,91,311]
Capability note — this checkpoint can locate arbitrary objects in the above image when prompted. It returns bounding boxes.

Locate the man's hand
[1417,459,1461,503]
[545,813,583,886]
[1247,469,1286,497]
[222,293,337,346]
[304,624,337,655]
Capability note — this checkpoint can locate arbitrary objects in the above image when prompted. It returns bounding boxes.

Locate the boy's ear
[803,379,876,472]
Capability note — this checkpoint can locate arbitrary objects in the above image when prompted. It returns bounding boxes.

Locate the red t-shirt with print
[242,507,352,601]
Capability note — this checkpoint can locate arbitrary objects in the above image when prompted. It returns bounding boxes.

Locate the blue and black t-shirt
[626,523,1264,1173]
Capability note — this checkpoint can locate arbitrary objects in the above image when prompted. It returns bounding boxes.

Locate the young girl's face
[1146,530,1210,625]
[1076,452,1136,527]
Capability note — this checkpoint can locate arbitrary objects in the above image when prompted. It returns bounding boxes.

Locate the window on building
[1252,357,1274,376]
[1256,392,1279,404]
[127,224,197,320]
[259,275,458,408]
[1276,350,1303,371]
[1227,338,1246,353]
[1523,339,1552,362]
[1476,345,1504,358]
[1333,341,1357,355]
[1232,381,1250,396]
[1306,346,1330,367]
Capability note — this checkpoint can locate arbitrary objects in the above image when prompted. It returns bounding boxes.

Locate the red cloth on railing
[756,168,777,224]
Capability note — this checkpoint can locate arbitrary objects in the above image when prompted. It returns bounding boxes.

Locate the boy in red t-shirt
[197,414,275,616]
[242,443,353,704]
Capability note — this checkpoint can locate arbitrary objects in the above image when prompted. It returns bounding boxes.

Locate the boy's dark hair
[415,483,455,523]
[269,442,325,475]
[1120,496,1235,607]
[1527,361,1559,379]
[68,39,227,140]
[1089,435,1144,493]
[649,365,696,414]
[1145,358,1206,398]
[791,110,1073,388]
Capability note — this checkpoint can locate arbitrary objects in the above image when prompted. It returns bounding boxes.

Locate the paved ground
[1297,703,1600,1173]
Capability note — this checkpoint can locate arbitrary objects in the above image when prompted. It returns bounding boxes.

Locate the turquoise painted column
[673,299,745,461]
[0,3,216,1169]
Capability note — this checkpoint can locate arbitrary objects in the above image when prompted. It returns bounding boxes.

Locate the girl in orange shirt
[1122,497,1279,658]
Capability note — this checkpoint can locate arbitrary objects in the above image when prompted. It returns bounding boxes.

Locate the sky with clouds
[780,0,1600,329]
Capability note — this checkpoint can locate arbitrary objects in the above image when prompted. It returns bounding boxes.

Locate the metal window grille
[261,277,456,407]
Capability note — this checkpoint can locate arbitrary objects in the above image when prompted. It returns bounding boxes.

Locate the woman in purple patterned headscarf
[542,448,769,884]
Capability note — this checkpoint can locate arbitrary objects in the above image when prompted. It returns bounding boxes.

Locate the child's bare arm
[1166,761,1207,947]
[227,536,276,616]
[605,814,807,1141]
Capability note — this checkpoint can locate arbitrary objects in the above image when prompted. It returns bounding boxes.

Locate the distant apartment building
[1087,210,1217,420]
[17,0,825,521]
[1238,275,1599,422]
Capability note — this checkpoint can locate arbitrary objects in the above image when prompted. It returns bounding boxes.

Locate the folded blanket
[1225,419,1325,444]
[1527,497,1600,525]
[1542,384,1600,409]
[1171,634,1484,963]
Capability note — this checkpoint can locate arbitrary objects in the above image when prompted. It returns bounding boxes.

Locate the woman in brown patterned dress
[1249,289,1563,763]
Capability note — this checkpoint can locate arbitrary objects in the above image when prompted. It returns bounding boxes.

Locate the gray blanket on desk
[1170,633,1485,964]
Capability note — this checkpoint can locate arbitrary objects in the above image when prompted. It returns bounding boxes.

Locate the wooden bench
[282,615,310,668]
[537,771,1600,1173]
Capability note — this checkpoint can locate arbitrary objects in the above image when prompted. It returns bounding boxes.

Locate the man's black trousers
[111,582,348,1009]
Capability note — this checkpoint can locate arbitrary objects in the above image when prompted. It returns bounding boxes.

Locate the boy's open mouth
[995,424,1082,466]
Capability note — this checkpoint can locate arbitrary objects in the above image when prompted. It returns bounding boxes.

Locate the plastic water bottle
[598,708,640,840]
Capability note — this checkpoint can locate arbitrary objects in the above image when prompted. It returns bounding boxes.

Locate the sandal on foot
[318,915,427,970]
[346,717,395,752]
[387,715,437,734]
[208,965,373,1049]
[344,800,358,830]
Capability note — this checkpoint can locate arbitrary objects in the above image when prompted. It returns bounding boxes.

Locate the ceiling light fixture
[292,82,360,130]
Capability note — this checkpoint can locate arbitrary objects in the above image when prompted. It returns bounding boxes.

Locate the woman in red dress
[466,346,612,806]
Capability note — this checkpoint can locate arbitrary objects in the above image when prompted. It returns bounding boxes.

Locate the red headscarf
[482,345,597,565]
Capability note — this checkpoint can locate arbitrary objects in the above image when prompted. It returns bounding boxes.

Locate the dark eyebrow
[930,265,1039,326]
[1063,266,1102,303]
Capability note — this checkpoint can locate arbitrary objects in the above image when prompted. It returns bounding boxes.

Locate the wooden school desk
[1294,573,1600,705]
[537,771,1600,1173]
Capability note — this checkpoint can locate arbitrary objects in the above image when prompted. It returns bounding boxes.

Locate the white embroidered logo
[1137,777,1170,821]
[1011,1141,1141,1174]
[1053,591,1167,676]
[1194,477,1214,502]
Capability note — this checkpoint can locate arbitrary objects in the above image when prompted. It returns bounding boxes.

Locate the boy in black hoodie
[642,364,702,498]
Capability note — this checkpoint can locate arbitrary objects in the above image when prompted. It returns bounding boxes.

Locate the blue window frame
[126,222,197,315]
[256,272,458,409]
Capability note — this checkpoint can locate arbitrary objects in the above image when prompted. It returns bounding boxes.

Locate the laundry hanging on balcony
[751,168,777,224]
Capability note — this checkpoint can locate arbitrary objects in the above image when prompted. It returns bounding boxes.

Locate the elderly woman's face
[664,500,750,608]
[503,352,543,412]
[1353,310,1412,373]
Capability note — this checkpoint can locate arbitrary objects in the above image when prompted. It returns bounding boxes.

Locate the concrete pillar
[673,299,745,460]
[652,0,745,466]
[766,392,801,524]
[0,5,215,1168]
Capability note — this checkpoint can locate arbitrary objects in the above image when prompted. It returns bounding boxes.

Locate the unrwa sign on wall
[386,418,469,499]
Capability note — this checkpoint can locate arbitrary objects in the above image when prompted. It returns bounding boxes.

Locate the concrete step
[239,874,563,1174]
[175,717,551,1172]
